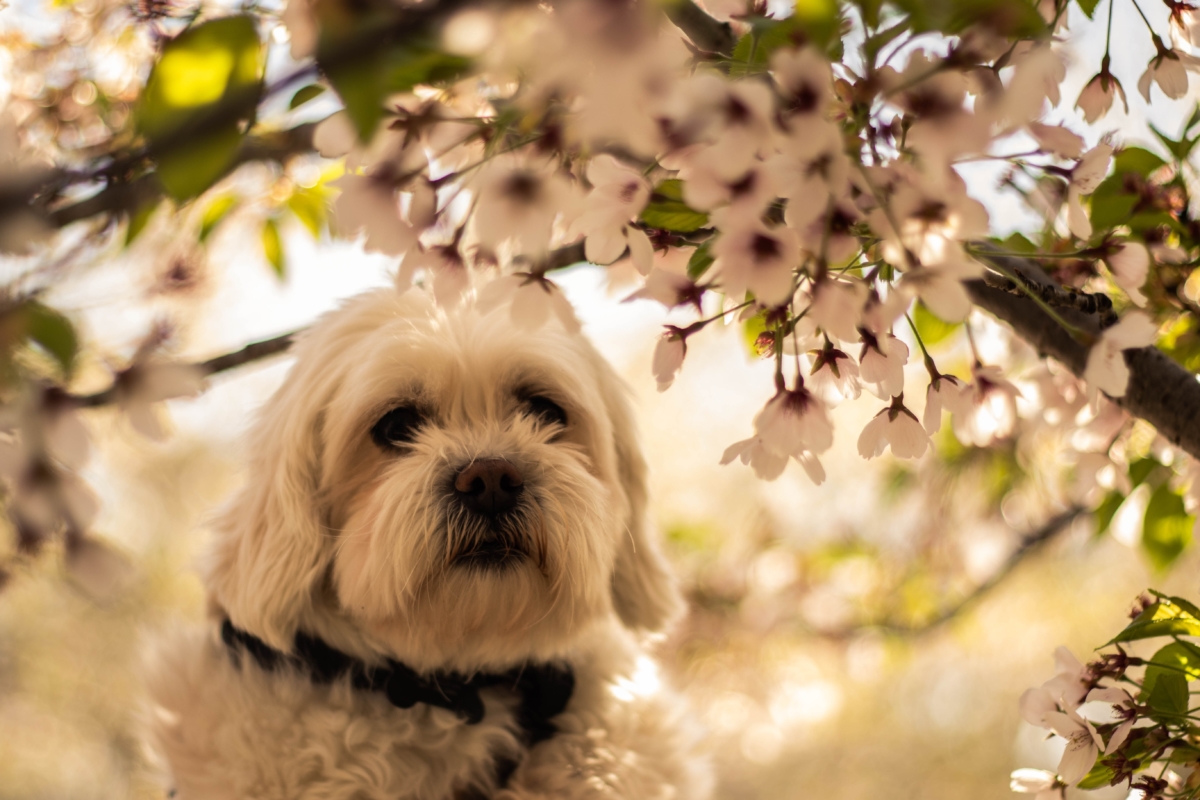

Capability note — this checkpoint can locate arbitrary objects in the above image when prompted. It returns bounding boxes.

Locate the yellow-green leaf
[25,302,77,376]
[199,194,239,242]
[286,189,327,238]
[137,16,263,200]
[1142,485,1194,572]
[912,300,960,347]
[261,218,285,278]
[1143,641,1200,696]
[288,84,327,110]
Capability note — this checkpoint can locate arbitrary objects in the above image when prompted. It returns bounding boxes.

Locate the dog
[145,286,711,799]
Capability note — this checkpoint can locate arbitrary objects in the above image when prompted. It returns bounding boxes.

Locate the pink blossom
[711,221,799,307]
[857,399,930,459]
[922,374,968,435]
[1138,47,1191,102]
[859,334,909,399]
[477,274,581,334]
[953,364,1022,446]
[808,279,868,343]
[1074,65,1128,124]
[652,332,686,392]
[1083,312,1158,398]
[1028,122,1084,159]
[1065,144,1113,240]
[1103,241,1150,307]
[808,345,861,405]
[720,436,789,481]
[754,388,834,456]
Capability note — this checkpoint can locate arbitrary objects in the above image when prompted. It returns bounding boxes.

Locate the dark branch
[49,124,318,229]
[75,331,299,408]
[815,507,1083,639]
[663,0,737,55]
[967,248,1200,461]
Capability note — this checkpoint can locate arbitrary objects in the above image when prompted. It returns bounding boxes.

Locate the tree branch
[663,0,737,55]
[48,124,318,229]
[967,248,1200,461]
[813,507,1083,639]
[74,331,299,408]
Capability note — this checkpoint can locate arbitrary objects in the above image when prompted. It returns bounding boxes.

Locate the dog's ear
[206,358,333,650]
[206,295,395,651]
[591,350,683,633]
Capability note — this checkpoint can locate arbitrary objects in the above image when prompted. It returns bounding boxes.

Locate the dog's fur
[145,288,711,799]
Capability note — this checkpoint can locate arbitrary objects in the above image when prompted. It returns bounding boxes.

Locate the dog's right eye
[371,406,424,449]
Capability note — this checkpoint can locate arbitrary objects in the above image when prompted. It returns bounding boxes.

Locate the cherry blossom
[755,387,834,456]
[1075,61,1129,124]
[859,333,908,399]
[953,364,1022,446]
[1103,241,1150,307]
[1083,312,1159,398]
[331,173,418,257]
[923,375,969,435]
[808,279,867,344]
[477,274,581,333]
[808,344,861,405]
[652,332,686,392]
[857,397,930,459]
[710,220,800,307]
[472,156,579,258]
[1065,144,1114,240]
[1044,709,1103,785]
[572,155,653,270]
[1027,122,1084,159]
[1138,43,1191,102]
[1009,768,1061,800]
[113,361,207,441]
[720,436,789,482]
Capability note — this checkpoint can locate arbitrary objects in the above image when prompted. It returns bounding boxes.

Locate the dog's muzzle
[449,459,531,568]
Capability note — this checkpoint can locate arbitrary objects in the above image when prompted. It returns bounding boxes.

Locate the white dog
[146,287,711,799]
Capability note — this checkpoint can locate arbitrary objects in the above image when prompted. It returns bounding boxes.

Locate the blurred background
[1,0,1199,798]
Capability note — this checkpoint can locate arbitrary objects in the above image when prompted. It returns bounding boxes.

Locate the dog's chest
[148,631,527,800]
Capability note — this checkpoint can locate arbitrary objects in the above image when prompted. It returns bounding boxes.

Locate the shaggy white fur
[146,288,711,799]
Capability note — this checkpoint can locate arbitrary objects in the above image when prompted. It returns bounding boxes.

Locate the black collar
[220,620,574,746]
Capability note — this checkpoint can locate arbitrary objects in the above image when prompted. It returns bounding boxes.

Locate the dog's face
[208,288,679,671]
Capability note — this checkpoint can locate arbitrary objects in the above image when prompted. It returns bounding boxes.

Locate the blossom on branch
[1083,312,1158,398]
[857,396,930,459]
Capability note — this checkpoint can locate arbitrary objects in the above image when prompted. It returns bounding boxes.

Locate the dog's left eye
[525,396,568,428]
[371,406,425,449]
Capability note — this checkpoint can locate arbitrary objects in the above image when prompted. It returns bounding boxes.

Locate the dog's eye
[526,396,567,428]
[371,406,424,449]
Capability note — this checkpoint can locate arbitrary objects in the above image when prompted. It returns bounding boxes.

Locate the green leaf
[323,41,471,142]
[896,0,1046,36]
[864,18,908,63]
[1149,590,1200,619]
[136,16,263,200]
[1093,490,1124,537]
[286,188,328,238]
[687,241,714,280]
[1075,0,1101,17]
[742,312,771,358]
[261,218,285,278]
[1089,175,1139,231]
[288,84,326,110]
[1128,457,1162,488]
[198,194,238,242]
[1142,485,1194,572]
[1114,147,1167,178]
[1109,600,1200,644]
[24,302,77,375]
[124,200,160,247]
[1149,123,1196,163]
[912,300,960,346]
[1143,641,1200,696]
[1147,671,1189,716]
[1077,760,1116,790]
[793,0,841,47]
[641,181,709,233]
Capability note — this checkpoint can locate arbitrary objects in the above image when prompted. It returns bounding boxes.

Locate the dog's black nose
[453,459,524,515]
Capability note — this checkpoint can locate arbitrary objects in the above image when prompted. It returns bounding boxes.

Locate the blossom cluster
[294,0,1181,489]
[1014,592,1200,800]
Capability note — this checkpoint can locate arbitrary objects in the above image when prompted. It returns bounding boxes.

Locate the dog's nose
[453,459,524,515]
